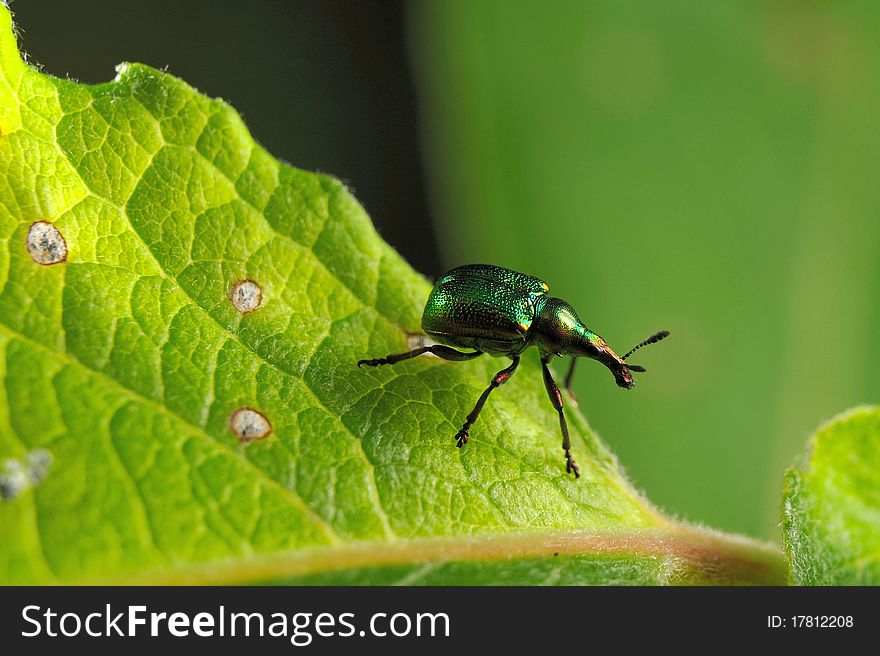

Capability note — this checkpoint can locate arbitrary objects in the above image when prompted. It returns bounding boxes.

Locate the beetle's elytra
[357,264,669,478]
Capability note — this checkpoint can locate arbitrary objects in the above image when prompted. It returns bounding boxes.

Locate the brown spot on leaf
[229,279,262,314]
[228,407,272,443]
[26,221,67,265]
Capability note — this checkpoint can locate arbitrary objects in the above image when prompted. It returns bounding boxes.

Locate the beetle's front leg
[455,355,520,447]
[541,356,580,478]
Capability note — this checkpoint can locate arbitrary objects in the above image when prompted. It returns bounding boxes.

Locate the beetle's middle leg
[357,345,483,368]
[454,355,520,447]
[563,358,578,404]
[542,356,581,478]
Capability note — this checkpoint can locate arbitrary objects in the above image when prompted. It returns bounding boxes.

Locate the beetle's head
[578,330,670,390]
[580,340,637,389]
[536,299,669,389]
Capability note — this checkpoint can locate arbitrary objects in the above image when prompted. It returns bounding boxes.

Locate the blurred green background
[13,0,880,539]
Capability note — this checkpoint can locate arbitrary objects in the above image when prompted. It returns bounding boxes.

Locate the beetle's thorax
[532,296,634,388]
[531,297,601,357]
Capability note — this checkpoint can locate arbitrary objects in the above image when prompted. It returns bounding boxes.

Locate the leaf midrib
[84,527,787,586]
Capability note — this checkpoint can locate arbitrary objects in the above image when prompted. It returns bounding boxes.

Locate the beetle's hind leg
[454,355,520,448]
[357,345,483,368]
[541,356,580,478]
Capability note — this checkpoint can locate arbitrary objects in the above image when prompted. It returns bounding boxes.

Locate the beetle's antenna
[621,330,669,362]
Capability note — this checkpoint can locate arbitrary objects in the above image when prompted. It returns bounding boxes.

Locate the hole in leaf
[229,279,262,314]
[26,221,67,265]
[228,407,272,443]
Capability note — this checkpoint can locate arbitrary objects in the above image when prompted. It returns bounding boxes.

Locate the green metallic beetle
[357,264,668,477]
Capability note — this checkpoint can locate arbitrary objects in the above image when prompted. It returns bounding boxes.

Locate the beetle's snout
[615,366,635,389]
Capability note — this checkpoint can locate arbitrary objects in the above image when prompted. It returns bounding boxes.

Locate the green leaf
[782,406,880,585]
[0,6,783,585]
